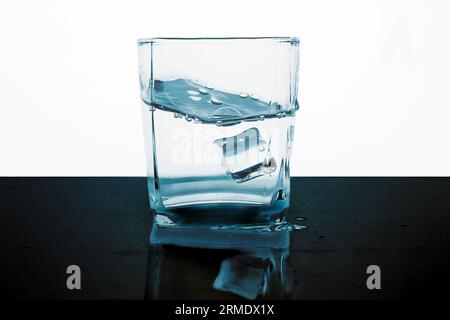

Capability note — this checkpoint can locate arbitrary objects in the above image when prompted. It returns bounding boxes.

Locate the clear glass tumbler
[138,37,299,249]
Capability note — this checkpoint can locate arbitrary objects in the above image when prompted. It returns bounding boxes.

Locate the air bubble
[210,97,223,105]
[216,120,223,126]
[174,113,182,118]
[212,106,242,118]
[239,93,248,98]
[276,112,286,118]
[194,117,200,123]
[259,115,265,121]
[185,115,192,122]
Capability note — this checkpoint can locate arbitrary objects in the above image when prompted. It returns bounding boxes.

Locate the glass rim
[137,37,299,45]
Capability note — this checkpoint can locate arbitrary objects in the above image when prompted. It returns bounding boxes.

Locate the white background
[0,0,449,176]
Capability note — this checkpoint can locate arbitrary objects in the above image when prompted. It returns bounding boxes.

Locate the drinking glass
[137,37,299,248]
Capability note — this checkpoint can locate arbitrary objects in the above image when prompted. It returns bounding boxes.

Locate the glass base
[150,221,290,249]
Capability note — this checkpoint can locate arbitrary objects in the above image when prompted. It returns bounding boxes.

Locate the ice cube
[212,254,273,300]
[229,157,276,183]
[214,128,276,183]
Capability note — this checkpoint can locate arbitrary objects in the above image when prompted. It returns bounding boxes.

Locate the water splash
[148,79,297,125]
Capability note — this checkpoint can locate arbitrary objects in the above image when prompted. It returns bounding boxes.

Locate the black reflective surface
[0,177,449,299]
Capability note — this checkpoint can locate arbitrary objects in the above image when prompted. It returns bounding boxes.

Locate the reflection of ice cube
[214,128,276,183]
[213,254,273,300]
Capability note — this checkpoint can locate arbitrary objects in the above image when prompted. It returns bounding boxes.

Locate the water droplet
[293,224,306,231]
[198,88,208,95]
[216,120,223,126]
[259,115,265,121]
[189,96,202,101]
[187,90,199,96]
[210,97,223,105]
[206,84,214,90]
[185,115,192,122]
[173,113,182,118]
[194,117,200,123]
[239,92,248,98]
[250,94,259,100]
[276,112,286,118]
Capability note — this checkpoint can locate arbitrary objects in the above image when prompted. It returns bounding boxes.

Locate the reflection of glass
[138,37,300,248]
[145,245,295,300]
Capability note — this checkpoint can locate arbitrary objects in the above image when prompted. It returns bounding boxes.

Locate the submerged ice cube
[214,128,277,183]
[229,157,276,183]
